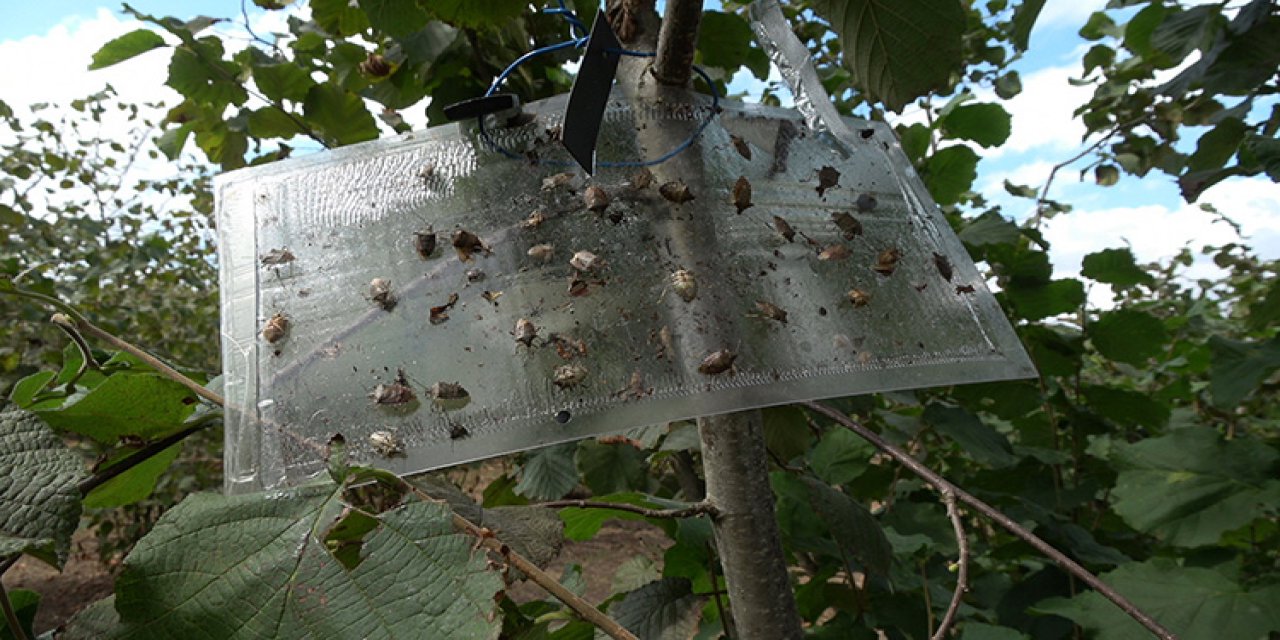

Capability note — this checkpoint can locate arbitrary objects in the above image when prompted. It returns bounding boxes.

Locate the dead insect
[448,424,470,440]
[369,278,397,311]
[370,370,416,405]
[933,252,954,282]
[698,349,738,375]
[260,248,295,266]
[818,244,852,261]
[730,134,752,160]
[659,180,695,203]
[657,325,674,360]
[481,290,504,304]
[831,212,862,239]
[414,227,438,259]
[753,300,788,324]
[816,165,840,196]
[873,247,902,276]
[583,185,610,212]
[956,284,976,294]
[772,216,796,243]
[618,370,651,399]
[466,269,486,283]
[429,292,459,325]
[856,193,878,212]
[417,163,436,182]
[514,318,538,347]
[671,269,697,302]
[452,229,489,262]
[567,276,590,297]
[570,250,603,272]
[732,176,753,214]
[369,430,405,457]
[527,243,554,262]
[430,381,471,410]
[630,168,653,190]
[522,210,547,229]
[262,312,289,343]
[549,333,588,359]
[541,172,576,191]
[847,288,871,307]
[553,363,589,389]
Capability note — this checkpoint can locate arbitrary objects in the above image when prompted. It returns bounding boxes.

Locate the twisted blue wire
[476,1,720,169]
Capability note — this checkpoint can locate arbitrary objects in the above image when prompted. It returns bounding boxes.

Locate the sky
[1,1,1277,304]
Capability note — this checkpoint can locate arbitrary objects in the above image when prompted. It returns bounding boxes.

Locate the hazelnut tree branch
[802,401,1177,640]
[653,0,703,86]
[539,498,718,519]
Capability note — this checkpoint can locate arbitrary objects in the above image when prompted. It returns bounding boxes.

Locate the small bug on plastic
[452,229,489,262]
[370,370,416,405]
[514,318,538,347]
[583,186,610,212]
[369,430,405,457]
[430,381,471,410]
[847,288,871,307]
[671,269,697,302]
[369,278,397,311]
[414,227,437,259]
[553,363,588,389]
[699,349,737,375]
[262,312,289,343]
[659,180,695,203]
[816,166,840,196]
[818,244,852,261]
[874,248,902,276]
[753,300,788,324]
[732,176,753,214]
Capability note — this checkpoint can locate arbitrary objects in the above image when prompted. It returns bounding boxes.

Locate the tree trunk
[606,2,804,637]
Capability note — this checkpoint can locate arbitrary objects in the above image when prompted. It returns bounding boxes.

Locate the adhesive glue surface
[214,93,1035,493]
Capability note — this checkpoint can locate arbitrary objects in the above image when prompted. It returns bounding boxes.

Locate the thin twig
[50,318,101,391]
[51,313,225,407]
[1032,129,1117,230]
[802,401,1178,640]
[539,499,718,520]
[77,412,222,496]
[404,485,638,640]
[0,556,30,640]
[932,488,968,640]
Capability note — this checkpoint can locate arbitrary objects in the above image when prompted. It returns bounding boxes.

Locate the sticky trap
[214,93,1035,494]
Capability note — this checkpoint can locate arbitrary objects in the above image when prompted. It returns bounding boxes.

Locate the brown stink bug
[772,216,796,243]
[414,227,438,259]
[369,430,405,457]
[369,278,397,311]
[698,349,738,375]
[818,244,852,261]
[730,134,752,160]
[847,288,871,307]
[732,176,753,214]
[816,166,840,196]
[452,229,489,262]
[553,363,588,389]
[671,269,697,302]
[873,248,902,276]
[933,252,954,282]
[831,212,862,239]
[260,248,296,266]
[527,243,554,262]
[430,381,471,410]
[659,180,695,203]
[514,318,538,347]
[753,300,788,324]
[583,185,610,212]
[370,369,416,405]
[262,312,290,343]
[570,250,603,272]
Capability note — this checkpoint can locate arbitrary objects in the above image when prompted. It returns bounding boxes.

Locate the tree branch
[50,313,225,407]
[404,485,638,640]
[0,556,30,640]
[931,488,968,640]
[801,401,1178,640]
[77,411,222,496]
[653,0,702,86]
[539,499,718,520]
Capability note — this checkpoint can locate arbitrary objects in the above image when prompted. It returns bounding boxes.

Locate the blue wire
[475,2,721,169]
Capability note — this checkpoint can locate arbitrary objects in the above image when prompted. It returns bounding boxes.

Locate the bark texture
[653,0,703,86]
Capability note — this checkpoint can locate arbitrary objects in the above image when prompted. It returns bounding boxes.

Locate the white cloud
[1041,177,1280,288]
[1035,0,1108,31]
[993,64,1094,157]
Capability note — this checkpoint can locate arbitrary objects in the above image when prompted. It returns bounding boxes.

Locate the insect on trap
[214,1,1035,493]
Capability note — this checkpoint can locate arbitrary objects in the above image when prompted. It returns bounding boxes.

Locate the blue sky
[1,1,1276,293]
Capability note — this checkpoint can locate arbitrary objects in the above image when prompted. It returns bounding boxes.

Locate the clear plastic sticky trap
[214,93,1035,494]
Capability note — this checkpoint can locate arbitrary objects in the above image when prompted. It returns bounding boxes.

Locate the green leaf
[811,0,965,111]
[515,443,578,500]
[247,107,308,139]
[1083,385,1170,429]
[607,578,705,640]
[959,211,1020,247]
[801,476,893,578]
[423,0,529,30]
[114,487,504,639]
[924,404,1016,468]
[89,29,167,70]
[577,440,648,495]
[1094,164,1120,186]
[9,371,55,408]
[359,0,429,38]
[1081,248,1153,288]
[1123,4,1166,59]
[83,443,182,508]
[1109,429,1280,547]
[941,103,1012,148]
[923,144,980,205]
[166,43,248,110]
[34,373,196,443]
[1003,279,1085,320]
[994,71,1022,99]
[1010,0,1046,51]
[58,596,121,640]
[763,405,814,463]
[960,622,1029,640]
[1208,335,1280,408]
[1187,117,1246,172]
[1151,5,1220,63]
[303,83,379,146]
[0,588,39,640]
[0,408,84,568]
[1035,559,1280,639]
[1089,309,1168,365]
[897,123,931,163]
[253,63,316,103]
[1079,11,1120,41]
[809,427,873,485]
[1247,278,1280,331]
[310,0,371,36]
[698,11,755,72]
